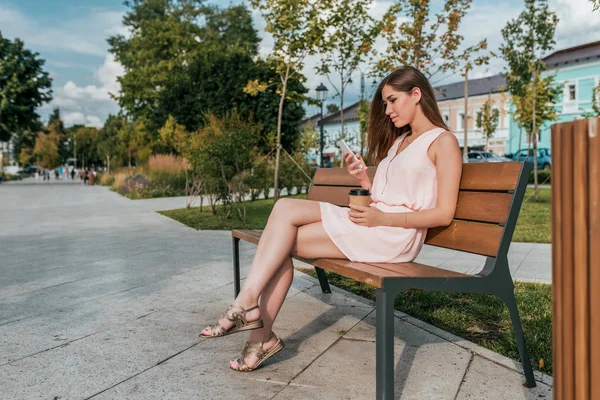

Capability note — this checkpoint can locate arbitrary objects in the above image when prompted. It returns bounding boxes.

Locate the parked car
[467,151,512,163]
[505,148,551,170]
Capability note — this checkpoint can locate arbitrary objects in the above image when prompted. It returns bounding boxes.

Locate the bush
[529,170,551,184]
[104,155,188,199]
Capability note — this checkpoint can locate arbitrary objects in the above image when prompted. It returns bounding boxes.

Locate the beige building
[434,75,511,155]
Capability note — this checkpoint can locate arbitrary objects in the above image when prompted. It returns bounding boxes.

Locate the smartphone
[336,139,364,169]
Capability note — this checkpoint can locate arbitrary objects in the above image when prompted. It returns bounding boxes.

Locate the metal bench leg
[233,237,241,298]
[315,267,331,293]
[376,288,395,400]
[502,290,536,388]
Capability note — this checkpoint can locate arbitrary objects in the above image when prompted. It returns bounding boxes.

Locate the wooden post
[552,117,600,400]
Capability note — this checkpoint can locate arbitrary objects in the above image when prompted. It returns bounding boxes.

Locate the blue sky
[1,0,599,128]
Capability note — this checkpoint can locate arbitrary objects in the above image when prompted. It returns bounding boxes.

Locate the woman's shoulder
[434,129,459,145]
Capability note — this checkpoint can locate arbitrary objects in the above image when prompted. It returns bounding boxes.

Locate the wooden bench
[232,162,535,399]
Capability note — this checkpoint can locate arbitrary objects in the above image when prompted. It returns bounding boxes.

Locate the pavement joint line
[453,352,475,400]
[512,245,536,277]
[400,316,550,385]
[0,278,80,300]
[0,265,229,328]
[0,332,98,368]
[1,246,165,271]
[84,341,204,400]
[269,306,375,399]
[1,280,235,367]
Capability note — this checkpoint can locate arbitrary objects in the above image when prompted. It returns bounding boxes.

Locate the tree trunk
[339,79,345,167]
[463,68,469,162]
[532,67,539,201]
[0,142,4,175]
[518,126,523,156]
[273,67,290,202]
[128,149,132,169]
[106,154,111,173]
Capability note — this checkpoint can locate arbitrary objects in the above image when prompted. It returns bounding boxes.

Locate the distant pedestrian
[82,170,88,185]
[71,168,75,180]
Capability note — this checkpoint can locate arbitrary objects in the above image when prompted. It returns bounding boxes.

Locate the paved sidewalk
[0,182,552,399]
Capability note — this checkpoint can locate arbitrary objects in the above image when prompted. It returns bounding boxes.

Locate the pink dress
[319,127,448,263]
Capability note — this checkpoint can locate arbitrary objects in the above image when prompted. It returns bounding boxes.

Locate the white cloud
[0,5,127,57]
[62,112,103,128]
[43,54,123,128]
[550,0,600,50]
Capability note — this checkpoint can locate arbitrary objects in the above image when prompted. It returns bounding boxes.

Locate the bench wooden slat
[425,220,503,257]
[312,258,408,288]
[368,261,468,278]
[459,162,522,191]
[312,168,377,186]
[308,186,513,224]
[232,229,262,245]
[454,191,513,223]
[307,185,362,206]
[312,163,522,191]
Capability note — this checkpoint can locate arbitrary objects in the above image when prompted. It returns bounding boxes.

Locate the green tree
[591,0,599,11]
[246,0,324,201]
[511,75,561,143]
[117,120,152,168]
[12,124,41,166]
[108,0,207,132]
[476,93,500,151]
[109,3,306,152]
[73,126,100,169]
[0,33,52,170]
[46,108,70,163]
[33,131,60,169]
[97,114,126,172]
[375,0,488,81]
[500,0,558,200]
[315,0,378,148]
[357,99,370,158]
[326,104,340,114]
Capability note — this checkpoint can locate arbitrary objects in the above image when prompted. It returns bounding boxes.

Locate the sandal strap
[222,304,260,327]
[241,331,276,358]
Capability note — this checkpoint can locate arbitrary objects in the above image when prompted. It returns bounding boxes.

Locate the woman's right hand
[344,152,369,182]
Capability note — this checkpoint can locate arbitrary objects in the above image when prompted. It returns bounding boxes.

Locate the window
[568,84,576,101]
[457,112,465,130]
[564,81,577,103]
[442,112,450,124]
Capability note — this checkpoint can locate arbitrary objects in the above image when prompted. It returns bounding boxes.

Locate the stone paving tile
[455,356,552,399]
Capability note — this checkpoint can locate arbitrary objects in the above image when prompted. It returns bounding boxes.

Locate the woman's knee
[271,198,321,226]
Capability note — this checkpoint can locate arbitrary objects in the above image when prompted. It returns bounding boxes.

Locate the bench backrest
[306,162,532,259]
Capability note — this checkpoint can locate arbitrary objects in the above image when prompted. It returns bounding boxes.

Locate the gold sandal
[199,304,264,338]
[231,331,284,372]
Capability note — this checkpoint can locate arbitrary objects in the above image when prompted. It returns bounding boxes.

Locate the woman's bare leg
[201,198,328,336]
[230,221,346,369]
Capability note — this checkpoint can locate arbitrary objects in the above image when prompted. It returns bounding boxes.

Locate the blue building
[506,40,600,155]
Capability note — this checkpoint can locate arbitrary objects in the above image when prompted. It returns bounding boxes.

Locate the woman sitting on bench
[199,66,463,372]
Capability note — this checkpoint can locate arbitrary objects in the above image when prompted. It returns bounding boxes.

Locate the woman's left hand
[348,204,386,227]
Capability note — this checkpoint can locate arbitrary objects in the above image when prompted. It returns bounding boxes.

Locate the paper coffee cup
[348,189,371,207]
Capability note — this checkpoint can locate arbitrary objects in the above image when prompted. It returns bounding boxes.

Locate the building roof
[543,40,600,69]
[434,74,506,102]
[299,102,361,128]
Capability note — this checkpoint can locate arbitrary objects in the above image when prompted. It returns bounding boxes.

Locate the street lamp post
[315,83,328,168]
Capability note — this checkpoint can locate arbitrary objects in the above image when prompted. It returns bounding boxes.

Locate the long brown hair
[366,66,449,164]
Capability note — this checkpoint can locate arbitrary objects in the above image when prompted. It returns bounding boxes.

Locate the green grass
[513,188,551,243]
[306,271,552,375]
[158,194,307,230]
